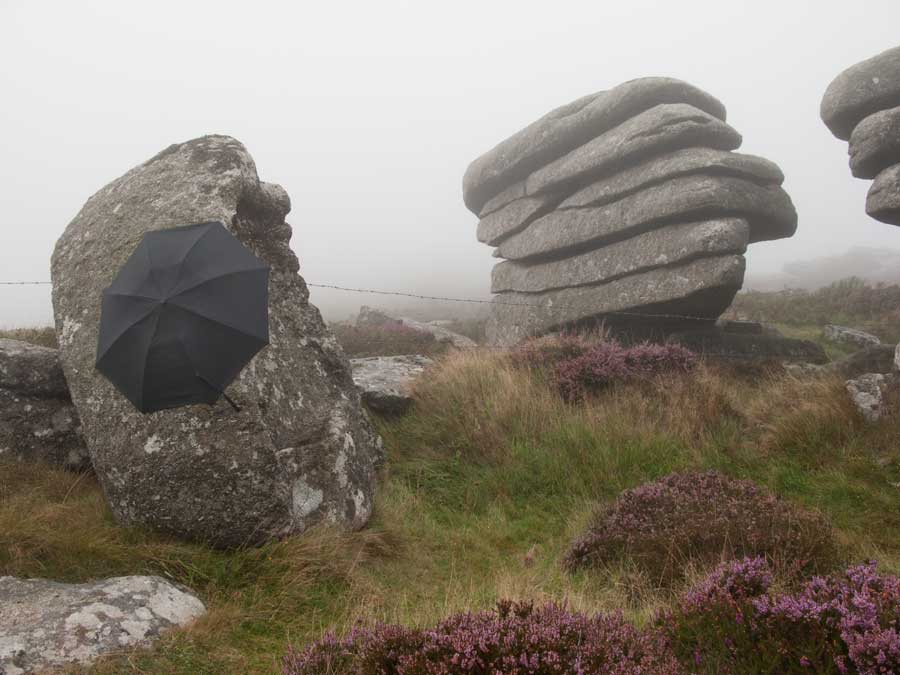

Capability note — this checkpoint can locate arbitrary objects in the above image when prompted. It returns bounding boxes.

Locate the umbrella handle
[196,372,241,412]
[221,391,242,413]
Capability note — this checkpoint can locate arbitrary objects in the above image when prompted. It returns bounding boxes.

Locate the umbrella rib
[169,267,269,299]
[103,290,160,302]
[95,301,160,363]
[170,223,217,292]
[136,308,163,411]
[168,301,268,345]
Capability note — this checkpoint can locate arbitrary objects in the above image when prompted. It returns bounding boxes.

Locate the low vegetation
[728,276,900,346]
[4,333,900,672]
[330,322,449,357]
[0,325,58,348]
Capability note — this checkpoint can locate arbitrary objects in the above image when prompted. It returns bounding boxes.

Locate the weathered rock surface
[822,47,900,226]
[0,338,68,399]
[477,193,558,246]
[0,389,88,470]
[823,324,881,348]
[0,575,205,674]
[821,45,900,141]
[867,163,900,225]
[463,77,727,213]
[51,135,383,547]
[849,106,900,178]
[496,175,796,261]
[559,148,784,210]
[466,80,795,346]
[485,255,745,346]
[491,218,748,293]
[351,355,433,414]
[834,345,898,378]
[846,373,889,422]
[524,103,742,197]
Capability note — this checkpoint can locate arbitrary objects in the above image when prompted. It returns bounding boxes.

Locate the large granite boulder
[0,575,205,674]
[821,46,900,225]
[0,338,88,470]
[50,135,383,547]
[464,78,796,346]
[350,355,433,414]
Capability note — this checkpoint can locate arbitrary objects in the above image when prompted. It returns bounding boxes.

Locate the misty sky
[2,0,900,326]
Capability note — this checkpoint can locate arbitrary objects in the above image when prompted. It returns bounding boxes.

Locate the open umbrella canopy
[95,221,270,413]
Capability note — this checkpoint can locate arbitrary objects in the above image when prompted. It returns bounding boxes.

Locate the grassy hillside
[3,348,900,672]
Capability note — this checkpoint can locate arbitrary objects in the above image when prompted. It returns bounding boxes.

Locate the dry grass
[3,347,900,672]
[0,325,58,348]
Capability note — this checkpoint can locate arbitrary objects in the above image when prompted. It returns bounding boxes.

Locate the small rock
[0,575,205,674]
[350,355,433,414]
[846,373,888,422]
[0,389,88,470]
[0,339,68,399]
[823,324,881,348]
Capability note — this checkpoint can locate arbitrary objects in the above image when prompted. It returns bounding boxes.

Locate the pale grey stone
[895,343,900,372]
[821,45,900,140]
[823,324,881,348]
[845,373,888,422]
[485,255,745,346]
[478,180,527,218]
[491,218,748,293]
[524,103,741,197]
[0,575,205,674]
[463,77,727,213]
[867,163,900,225]
[0,339,67,399]
[496,175,797,261]
[350,355,433,414]
[476,193,558,246]
[849,106,900,178]
[51,135,383,547]
[559,148,784,209]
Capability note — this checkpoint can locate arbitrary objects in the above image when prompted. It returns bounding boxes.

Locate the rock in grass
[845,373,889,422]
[0,575,205,674]
[524,103,741,198]
[821,45,900,140]
[485,255,745,346]
[491,218,748,294]
[463,77,727,213]
[51,135,383,547]
[496,175,797,261]
[0,338,68,399]
[823,324,881,348]
[867,163,900,225]
[351,355,433,414]
[849,106,900,178]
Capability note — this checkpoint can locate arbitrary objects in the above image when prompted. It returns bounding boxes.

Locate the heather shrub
[330,322,444,357]
[283,600,683,674]
[511,334,697,401]
[564,471,837,584]
[661,557,900,674]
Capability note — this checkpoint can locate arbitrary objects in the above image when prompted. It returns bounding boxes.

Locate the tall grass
[3,348,900,672]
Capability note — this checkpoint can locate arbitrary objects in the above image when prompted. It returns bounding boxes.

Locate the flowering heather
[661,557,900,674]
[564,471,837,584]
[511,334,697,400]
[282,600,683,674]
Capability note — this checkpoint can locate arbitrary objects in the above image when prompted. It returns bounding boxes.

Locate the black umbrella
[95,221,269,413]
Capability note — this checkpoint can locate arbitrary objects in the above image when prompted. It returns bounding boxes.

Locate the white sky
[2,0,899,326]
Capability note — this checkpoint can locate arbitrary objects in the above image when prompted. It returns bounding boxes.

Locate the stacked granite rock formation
[463,77,797,346]
[821,46,900,225]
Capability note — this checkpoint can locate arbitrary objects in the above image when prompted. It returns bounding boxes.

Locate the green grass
[3,351,900,673]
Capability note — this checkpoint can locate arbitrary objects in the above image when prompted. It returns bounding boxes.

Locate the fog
[2,0,899,327]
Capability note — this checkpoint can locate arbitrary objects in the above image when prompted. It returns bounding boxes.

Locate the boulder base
[51,135,383,546]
